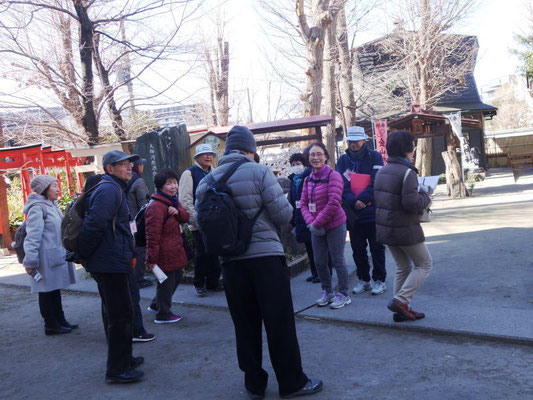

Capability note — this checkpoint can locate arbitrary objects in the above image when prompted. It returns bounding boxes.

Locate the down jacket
[374,158,431,246]
[126,171,149,218]
[300,164,346,230]
[145,193,190,271]
[288,168,312,243]
[335,144,383,223]
[22,194,77,293]
[78,174,134,274]
[194,151,293,261]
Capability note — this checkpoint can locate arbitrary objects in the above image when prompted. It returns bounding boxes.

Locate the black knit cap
[225,125,257,154]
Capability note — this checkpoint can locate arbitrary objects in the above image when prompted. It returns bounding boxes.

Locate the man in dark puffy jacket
[78,150,144,384]
[195,126,323,399]
[336,126,386,296]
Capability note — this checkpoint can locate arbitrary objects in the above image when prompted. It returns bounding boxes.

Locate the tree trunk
[73,0,99,145]
[93,34,127,141]
[335,6,356,126]
[415,137,432,176]
[216,39,230,125]
[296,0,333,117]
[442,129,466,198]
[323,15,337,165]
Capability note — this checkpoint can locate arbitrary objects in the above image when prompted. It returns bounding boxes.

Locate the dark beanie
[225,125,256,154]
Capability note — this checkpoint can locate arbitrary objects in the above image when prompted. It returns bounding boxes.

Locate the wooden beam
[0,174,12,249]
[256,134,320,147]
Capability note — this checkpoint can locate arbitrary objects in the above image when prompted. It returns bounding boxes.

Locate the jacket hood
[23,194,52,214]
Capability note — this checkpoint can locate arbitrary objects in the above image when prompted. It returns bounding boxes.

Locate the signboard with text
[373,120,388,164]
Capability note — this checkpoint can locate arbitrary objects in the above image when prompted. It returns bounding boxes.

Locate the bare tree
[204,21,229,126]
[0,0,202,146]
[376,0,477,176]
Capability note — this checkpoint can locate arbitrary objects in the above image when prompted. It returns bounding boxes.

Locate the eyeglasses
[114,161,133,167]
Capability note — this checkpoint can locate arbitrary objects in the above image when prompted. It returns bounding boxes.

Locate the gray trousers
[311,223,349,295]
[388,242,432,305]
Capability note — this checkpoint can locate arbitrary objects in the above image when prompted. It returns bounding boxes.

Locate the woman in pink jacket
[301,142,351,309]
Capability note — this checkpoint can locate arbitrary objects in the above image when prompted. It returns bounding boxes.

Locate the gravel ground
[1,285,532,400]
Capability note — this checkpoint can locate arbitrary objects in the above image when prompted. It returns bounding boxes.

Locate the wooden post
[0,173,12,249]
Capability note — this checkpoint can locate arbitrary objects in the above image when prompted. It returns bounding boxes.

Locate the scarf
[157,190,179,208]
[347,144,367,161]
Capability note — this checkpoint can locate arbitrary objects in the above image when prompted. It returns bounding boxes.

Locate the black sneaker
[195,287,207,297]
[105,369,144,384]
[129,356,144,369]
[206,284,224,292]
[132,332,156,342]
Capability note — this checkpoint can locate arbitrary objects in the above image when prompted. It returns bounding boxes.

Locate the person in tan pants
[373,130,433,322]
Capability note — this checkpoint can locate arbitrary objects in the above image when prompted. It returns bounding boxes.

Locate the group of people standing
[287,126,433,320]
[20,123,432,398]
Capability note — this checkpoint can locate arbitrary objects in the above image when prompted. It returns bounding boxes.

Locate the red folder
[350,173,371,197]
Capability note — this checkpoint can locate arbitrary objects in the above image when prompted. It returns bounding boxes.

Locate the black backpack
[12,205,47,264]
[133,201,151,247]
[61,180,120,263]
[196,158,263,257]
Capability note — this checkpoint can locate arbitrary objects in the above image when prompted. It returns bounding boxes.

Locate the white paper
[152,265,168,284]
[418,176,440,191]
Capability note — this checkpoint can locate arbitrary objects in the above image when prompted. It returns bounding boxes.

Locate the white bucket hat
[346,126,369,142]
[194,143,217,158]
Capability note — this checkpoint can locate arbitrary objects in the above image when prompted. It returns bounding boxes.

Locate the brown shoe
[387,299,416,321]
[409,308,425,319]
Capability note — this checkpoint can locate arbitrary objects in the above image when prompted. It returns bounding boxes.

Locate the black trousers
[222,256,308,397]
[134,246,147,282]
[128,269,145,336]
[192,230,222,289]
[38,289,65,328]
[155,269,183,320]
[92,272,134,376]
[349,222,386,282]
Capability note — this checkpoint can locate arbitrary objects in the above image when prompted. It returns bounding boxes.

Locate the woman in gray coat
[23,175,78,335]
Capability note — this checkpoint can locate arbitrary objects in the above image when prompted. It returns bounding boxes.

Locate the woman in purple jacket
[300,142,351,309]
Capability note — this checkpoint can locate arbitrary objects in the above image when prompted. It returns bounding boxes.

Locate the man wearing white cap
[336,126,387,296]
[179,143,223,297]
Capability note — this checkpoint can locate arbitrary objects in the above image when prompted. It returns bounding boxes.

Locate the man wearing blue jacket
[78,150,144,384]
[336,126,387,296]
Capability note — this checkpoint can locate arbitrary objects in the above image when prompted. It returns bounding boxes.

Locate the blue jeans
[311,223,349,295]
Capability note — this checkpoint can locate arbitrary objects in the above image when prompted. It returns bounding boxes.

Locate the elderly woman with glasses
[300,142,351,310]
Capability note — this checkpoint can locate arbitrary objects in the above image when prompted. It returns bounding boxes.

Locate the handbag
[402,168,432,223]
[341,199,358,231]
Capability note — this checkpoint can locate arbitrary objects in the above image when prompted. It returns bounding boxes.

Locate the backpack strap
[402,168,412,185]
[213,158,250,188]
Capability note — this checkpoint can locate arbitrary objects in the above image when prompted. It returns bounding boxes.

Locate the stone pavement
[1,168,532,345]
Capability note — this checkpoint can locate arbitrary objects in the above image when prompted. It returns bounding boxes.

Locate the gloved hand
[308,224,325,236]
[419,184,434,195]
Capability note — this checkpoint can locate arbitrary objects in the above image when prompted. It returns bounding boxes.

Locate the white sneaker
[352,281,372,294]
[371,281,386,295]
[316,290,335,307]
[330,293,351,309]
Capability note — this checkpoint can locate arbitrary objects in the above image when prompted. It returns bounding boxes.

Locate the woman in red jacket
[145,168,190,324]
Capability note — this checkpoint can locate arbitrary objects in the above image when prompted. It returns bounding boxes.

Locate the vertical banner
[373,120,388,164]
[445,112,473,180]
